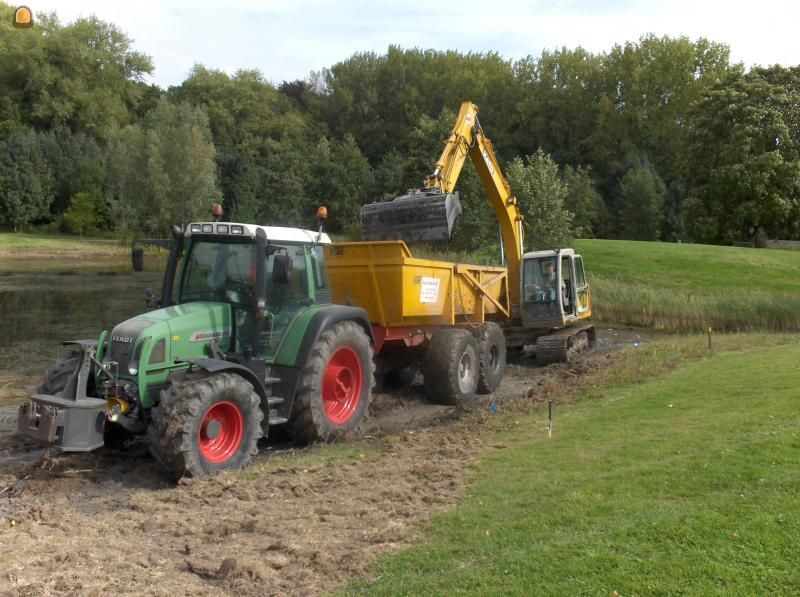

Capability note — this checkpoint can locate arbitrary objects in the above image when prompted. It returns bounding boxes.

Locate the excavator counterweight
[360,190,462,242]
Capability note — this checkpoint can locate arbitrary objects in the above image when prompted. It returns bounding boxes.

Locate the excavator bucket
[360,191,462,243]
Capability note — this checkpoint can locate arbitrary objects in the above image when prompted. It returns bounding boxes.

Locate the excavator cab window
[574,256,590,314]
[522,256,562,323]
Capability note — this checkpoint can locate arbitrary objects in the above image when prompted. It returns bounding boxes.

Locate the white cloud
[31,0,800,87]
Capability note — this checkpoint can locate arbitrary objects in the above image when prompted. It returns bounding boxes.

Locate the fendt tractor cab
[18,213,375,479]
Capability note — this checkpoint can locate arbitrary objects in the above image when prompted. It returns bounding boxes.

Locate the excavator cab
[521,249,591,327]
[360,190,462,242]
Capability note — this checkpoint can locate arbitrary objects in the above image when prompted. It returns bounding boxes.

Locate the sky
[31,0,800,89]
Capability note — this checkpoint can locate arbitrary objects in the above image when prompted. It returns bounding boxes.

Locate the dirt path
[0,353,614,596]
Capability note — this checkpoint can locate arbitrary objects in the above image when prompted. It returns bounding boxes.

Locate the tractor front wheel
[288,321,374,444]
[147,372,262,479]
[38,347,82,395]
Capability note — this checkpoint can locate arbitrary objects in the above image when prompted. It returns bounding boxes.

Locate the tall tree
[0,132,54,229]
[682,69,800,243]
[106,98,218,236]
[615,161,666,241]
[171,66,312,220]
[562,165,606,238]
[0,3,153,140]
[507,150,576,250]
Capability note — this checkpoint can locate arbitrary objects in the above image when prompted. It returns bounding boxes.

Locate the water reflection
[0,260,162,377]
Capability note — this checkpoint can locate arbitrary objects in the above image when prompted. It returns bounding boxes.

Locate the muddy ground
[0,349,619,596]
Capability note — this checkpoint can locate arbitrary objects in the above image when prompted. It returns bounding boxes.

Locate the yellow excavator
[360,101,594,362]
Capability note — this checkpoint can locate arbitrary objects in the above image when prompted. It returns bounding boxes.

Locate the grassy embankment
[0,232,122,256]
[575,239,800,332]
[0,232,167,272]
[345,333,800,595]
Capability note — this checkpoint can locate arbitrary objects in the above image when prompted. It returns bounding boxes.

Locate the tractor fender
[178,358,268,401]
[292,305,374,369]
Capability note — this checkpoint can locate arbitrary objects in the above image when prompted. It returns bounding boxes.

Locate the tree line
[1,2,798,249]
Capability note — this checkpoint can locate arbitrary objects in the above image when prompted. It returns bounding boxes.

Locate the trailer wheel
[288,321,374,444]
[38,347,82,394]
[477,323,506,395]
[147,372,262,479]
[423,329,479,405]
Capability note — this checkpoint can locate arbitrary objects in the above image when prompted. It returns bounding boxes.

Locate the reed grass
[576,239,800,333]
[591,278,800,332]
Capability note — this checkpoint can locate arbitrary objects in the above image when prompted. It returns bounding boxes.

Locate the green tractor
[17,219,375,479]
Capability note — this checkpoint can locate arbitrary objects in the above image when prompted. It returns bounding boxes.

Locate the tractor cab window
[180,239,256,304]
[261,243,310,356]
[522,256,561,322]
[265,244,309,312]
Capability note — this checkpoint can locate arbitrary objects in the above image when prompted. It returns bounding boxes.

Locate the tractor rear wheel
[288,321,374,444]
[477,323,506,395]
[423,329,479,405]
[147,372,262,479]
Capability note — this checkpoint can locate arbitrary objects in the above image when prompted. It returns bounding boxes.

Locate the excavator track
[361,191,462,243]
[534,325,596,364]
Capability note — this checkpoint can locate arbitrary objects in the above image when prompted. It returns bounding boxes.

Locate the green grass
[0,232,122,253]
[0,232,169,273]
[575,239,800,332]
[345,336,800,595]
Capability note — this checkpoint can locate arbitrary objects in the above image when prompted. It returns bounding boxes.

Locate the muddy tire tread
[287,321,374,444]
[37,348,82,395]
[423,329,479,405]
[146,372,262,479]
[476,323,506,395]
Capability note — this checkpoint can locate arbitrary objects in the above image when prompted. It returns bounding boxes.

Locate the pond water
[0,257,162,377]
[594,326,667,352]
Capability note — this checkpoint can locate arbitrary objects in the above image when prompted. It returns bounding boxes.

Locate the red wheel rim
[198,401,244,464]
[322,347,363,424]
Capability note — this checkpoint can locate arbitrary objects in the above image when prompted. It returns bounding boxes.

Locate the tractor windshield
[180,239,257,304]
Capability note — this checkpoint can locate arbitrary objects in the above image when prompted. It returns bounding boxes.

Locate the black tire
[476,323,506,395]
[37,347,82,395]
[288,321,374,444]
[423,329,479,405]
[146,372,262,479]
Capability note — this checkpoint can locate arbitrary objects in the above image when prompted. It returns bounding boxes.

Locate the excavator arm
[361,101,525,308]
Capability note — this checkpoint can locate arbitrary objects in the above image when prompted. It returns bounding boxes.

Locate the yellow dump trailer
[324,240,510,406]
[324,241,510,328]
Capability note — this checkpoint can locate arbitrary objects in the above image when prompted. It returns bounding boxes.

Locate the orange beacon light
[13,6,33,28]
